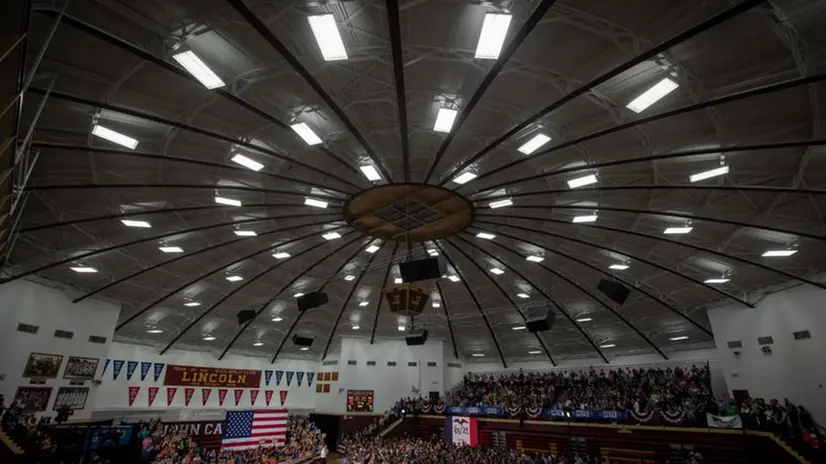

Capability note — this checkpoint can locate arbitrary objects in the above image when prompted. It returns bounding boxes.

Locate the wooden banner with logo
[163,365,261,388]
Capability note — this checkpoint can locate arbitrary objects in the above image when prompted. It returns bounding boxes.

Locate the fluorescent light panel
[567,174,597,189]
[526,255,544,263]
[294,293,305,298]
[300,347,310,351]
[92,125,139,149]
[352,325,360,330]
[690,165,729,183]
[517,133,551,155]
[121,219,151,228]
[516,293,529,299]
[609,264,629,270]
[307,14,348,61]
[360,165,381,181]
[304,198,328,208]
[323,232,341,240]
[184,302,201,307]
[434,108,458,133]
[172,51,225,89]
[272,316,283,322]
[448,275,460,282]
[512,326,526,331]
[398,325,406,331]
[365,245,380,253]
[626,78,679,113]
[489,198,513,209]
[600,344,616,348]
[231,154,264,172]
[359,302,369,307]
[572,214,598,223]
[203,335,216,341]
[528,350,542,355]
[159,246,183,253]
[474,14,512,59]
[226,275,243,282]
[291,122,323,146]
[273,252,291,259]
[476,232,495,240]
[428,249,439,256]
[234,230,257,237]
[452,171,476,184]
[253,341,264,346]
[704,278,730,284]
[471,353,485,357]
[147,328,163,334]
[762,249,797,257]
[490,268,504,275]
[70,266,97,273]
[670,336,690,341]
[576,318,592,322]
[664,227,693,235]
[215,196,242,207]
[394,278,402,284]
[432,302,441,308]
[345,275,356,281]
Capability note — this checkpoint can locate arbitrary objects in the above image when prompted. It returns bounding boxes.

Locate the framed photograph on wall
[13,387,53,412]
[53,387,90,411]
[22,352,64,378]
[63,356,100,380]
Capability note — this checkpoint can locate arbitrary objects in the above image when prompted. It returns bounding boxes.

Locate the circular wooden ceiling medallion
[344,184,474,242]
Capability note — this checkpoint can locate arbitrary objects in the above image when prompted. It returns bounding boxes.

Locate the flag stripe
[221,409,288,451]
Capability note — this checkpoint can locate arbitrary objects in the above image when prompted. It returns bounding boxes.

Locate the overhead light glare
[300,347,310,351]
[490,268,504,275]
[294,293,305,298]
[516,293,529,299]
[307,14,348,61]
[360,165,381,181]
[272,316,283,322]
[474,13,512,59]
[226,275,243,282]
[762,249,798,257]
[70,266,98,273]
[365,245,380,253]
[704,278,730,284]
[159,246,183,253]
[471,353,485,357]
[609,264,629,270]
[689,165,729,183]
[599,344,616,348]
[489,198,513,209]
[234,230,257,237]
[476,232,495,240]
[448,275,460,282]
[517,133,551,155]
[184,302,201,307]
[203,335,216,341]
[627,77,679,113]
[567,174,597,189]
[304,198,328,208]
[352,325,360,330]
[452,171,477,184]
[215,196,242,207]
[428,249,439,256]
[359,301,369,307]
[664,227,693,235]
[398,325,406,332]
[526,255,544,263]
[432,302,441,308]
[576,318,592,322]
[146,328,163,334]
[323,232,341,240]
[230,154,264,172]
[670,336,690,341]
[92,125,139,149]
[121,219,151,228]
[434,108,458,133]
[528,350,542,355]
[512,326,526,331]
[572,214,598,223]
[345,275,356,281]
[172,50,225,89]
[273,252,291,259]
[291,122,323,146]
[394,278,402,284]
[253,341,264,347]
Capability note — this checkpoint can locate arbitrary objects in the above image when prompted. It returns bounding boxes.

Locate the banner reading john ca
[164,365,261,388]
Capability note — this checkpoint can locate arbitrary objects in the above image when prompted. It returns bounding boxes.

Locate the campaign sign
[444,415,477,447]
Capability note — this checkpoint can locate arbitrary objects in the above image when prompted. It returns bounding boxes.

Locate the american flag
[220,409,288,451]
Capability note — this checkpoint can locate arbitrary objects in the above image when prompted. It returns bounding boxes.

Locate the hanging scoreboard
[346,390,374,412]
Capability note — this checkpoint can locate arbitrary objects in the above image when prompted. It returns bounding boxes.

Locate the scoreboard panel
[346,389,374,412]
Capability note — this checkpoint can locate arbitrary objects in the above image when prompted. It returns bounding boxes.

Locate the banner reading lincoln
[163,365,261,388]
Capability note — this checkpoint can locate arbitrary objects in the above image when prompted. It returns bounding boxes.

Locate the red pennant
[279,390,288,406]
[265,390,274,406]
[184,388,195,406]
[128,386,141,407]
[166,387,178,406]
[250,390,260,406]
[234,389,244,406]
[148,386,159,407]
[218,389,228,406]
[202,389,212,406]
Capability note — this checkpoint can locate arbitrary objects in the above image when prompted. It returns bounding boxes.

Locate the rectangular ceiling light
[452,172,477,184]
[517,133,551,155]
[351,325,360,330]
[476,232,495,240]
[526,255,544,262]
[490,268,504,275]
[215,196,242,207]
[572,214,598,223]
[70,266,98,273]
[609,264,629,270]
[234,230,257,237]
[428,249,439,256]
[528,350,542,355]
[489,198,513,209]
[92,125,139,149]
[576,317,592,322]
[360,165,381,181]
[434,108,458,133]
[121,219,151,228]
[226,275,243,282]
[304,198,328,208]
[567,174,597,189]
[294,293,305,298]
[704,278,730,284]
[398,325,406,331]
[432,302,441,308]
[172,50,225,89]
[512,326,526,331]
[359,302,369,307]
[471,353,485,357]
[689,165,729,183]
[394,277,402,284]
[184,302,201,307]
[365,245,380,253]
[231,153,264,172]
[291,122,323,146]
[626,77,679,113]
[762,249,798,257]
[307,14,348,61]
[273,252,291,259]
[599,344,616,348]
[159,246,183,253]
[670,336,690,341]
[448,275,460,282]
[516,293,529,299]
[474,13,512,59]
[345,275,356,281]
[664,226,693,235]
[323,232,341,240]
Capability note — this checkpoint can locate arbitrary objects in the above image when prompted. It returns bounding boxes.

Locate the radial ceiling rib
[35,10,363,180]
[440,0,768,184]
[225,0,393,183]
[422,0,559,184]
[26,87,363,192]
[474,139,826,197]
[30,142,351,196]
[433,241,507,368]
[73,218,337,303]
[370,242,400,344]
[321,241,385,359]
[446,236,556,366]
[483,213,825,291]
[470,229,713,337]
[114,224,348,331]
[2,209,334,284]
[453,235,608,364]
[475,219,753,308]
[478,184,826,197]
[463,72,826,190]
[386,0,410,183]
[25,183,345,202]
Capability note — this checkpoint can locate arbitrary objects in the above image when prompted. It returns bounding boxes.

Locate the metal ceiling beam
[73,218,337,303]
[476,184,826,197]
[385,0,410,183]
[370,242,400,344]
[474,204,826,243]
[481,213,825,291]
[453,234,608,364]
[225,0,393,183]
[115,224,348,331]
[35,10,363,181]
[433,241,507,368]
[446,236,556,366]
[422,0,558,184]
[321,240,384,359]
[462,71,826,190]
[2,209,337,284]
[30,142,351,196]
[475,219,753,308]
[26,87,363,192]
[440,0,768,185]
[416,242,459,360]
[25,183,344,202]
[472,139,826,196]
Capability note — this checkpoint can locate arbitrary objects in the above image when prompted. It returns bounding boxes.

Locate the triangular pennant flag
[286,371,294,386]
[279,390,288,406]
[166,387,178,406]
[184,388,195,407]
[140,362,152,381]
[126,361,139,381]
[153,363,165,382]
[102,359,111,376]
[218,389,228,407]
[233,389,243,406]
[275,371,284,386]
[112,360,125,380]
[128,386,141,406]
[265,390,274,406]
[264,370,273,386]
[307,372,315,387]
[148,387,159,407]
[296,372,304,387]
[202,389,212,406]
[250,390,259,406]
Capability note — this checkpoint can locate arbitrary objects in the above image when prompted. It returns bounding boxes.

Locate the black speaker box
[526,311,556,333]
[598,279,630,305]
[292,335,314,347]
[297,292,329,311]
[399,258,444,283]
[236,309,256,325]
[405,330,428,346]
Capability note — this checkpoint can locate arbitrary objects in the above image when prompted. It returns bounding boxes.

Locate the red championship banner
[164,364,261,388]
[167,387,178,406]
[265,390,274,406]
[184,388,195,406]
[279,390,288,406]
[148,386,159,407]
[233,389,243,406]
[218,389,228,406]
[202,388,212,406]
[250,390,259,406]
[128,386,140,406]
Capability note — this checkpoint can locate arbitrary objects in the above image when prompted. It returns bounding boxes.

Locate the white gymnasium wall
[708,285,826,422]
[0,280,120,419]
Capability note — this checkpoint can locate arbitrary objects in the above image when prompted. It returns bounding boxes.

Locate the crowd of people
[738,397,824,461]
